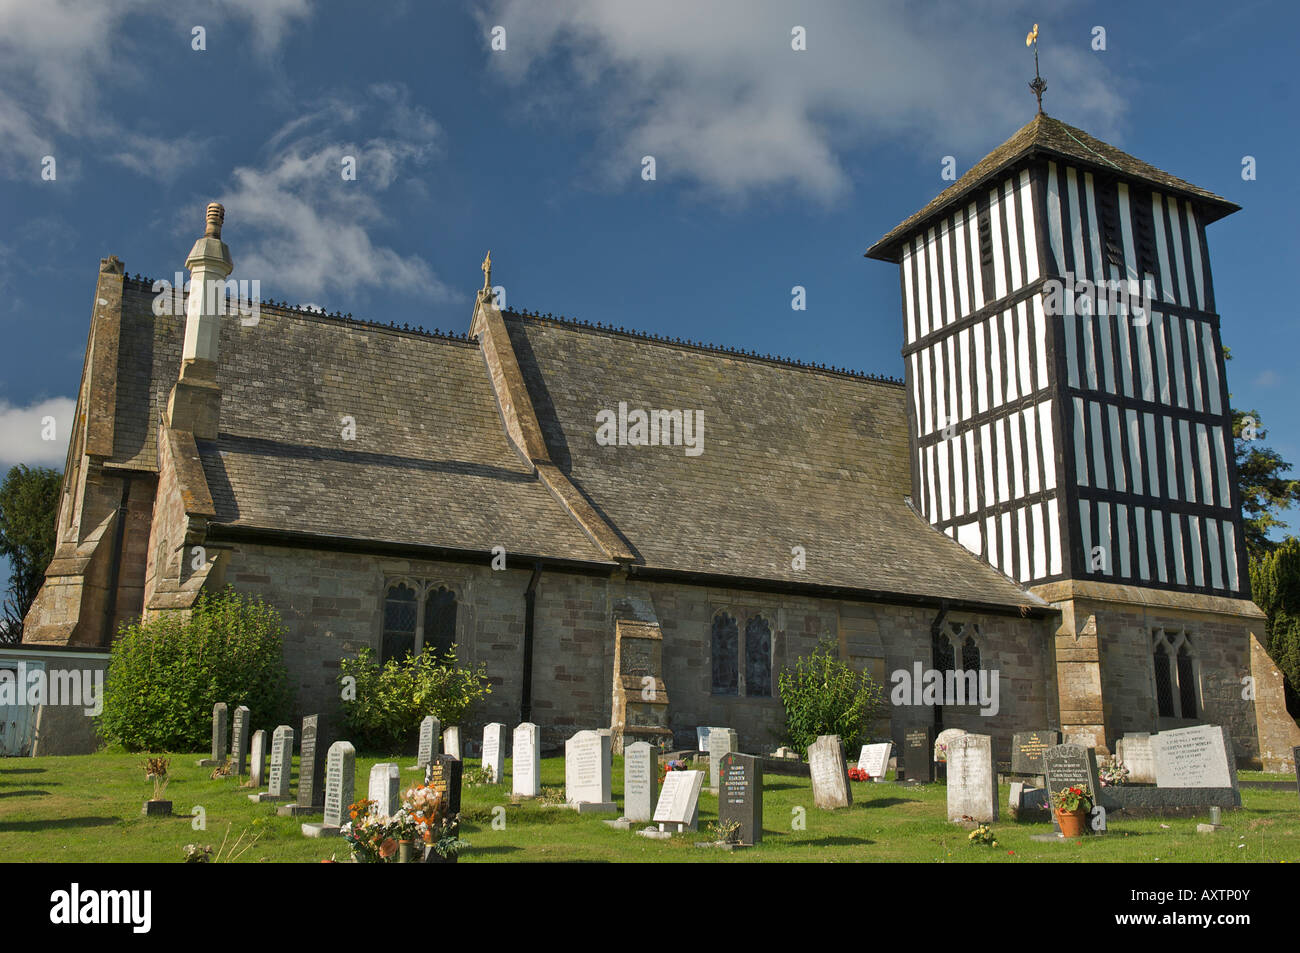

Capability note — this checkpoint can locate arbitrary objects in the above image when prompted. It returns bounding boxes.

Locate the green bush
[338,646,492,751]
[98,588,294,751]
[1250,538,1300,716]
[778,637,884,756]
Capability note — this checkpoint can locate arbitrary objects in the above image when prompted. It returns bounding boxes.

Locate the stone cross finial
[205,202,225,239]
[481,250,492,292]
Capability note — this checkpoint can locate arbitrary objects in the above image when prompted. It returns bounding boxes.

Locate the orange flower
[379,838,398,859]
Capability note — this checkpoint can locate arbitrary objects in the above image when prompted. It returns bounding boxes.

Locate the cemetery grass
[2,753,1298,862]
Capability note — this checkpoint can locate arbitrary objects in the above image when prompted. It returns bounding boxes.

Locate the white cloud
[0,397,75,470]
[480,0,1128,201]
[0,0,314,178]
[217,86,447,299]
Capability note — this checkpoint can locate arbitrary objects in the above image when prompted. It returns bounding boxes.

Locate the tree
[0,464,62,643]
[1233,408,1300,559]
[1248,538,1300,717]
[1224,348,1300,559]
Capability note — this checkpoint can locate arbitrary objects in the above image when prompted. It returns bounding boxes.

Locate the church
[22,109,1300,769]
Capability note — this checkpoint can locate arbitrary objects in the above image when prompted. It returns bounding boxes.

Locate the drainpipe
[929,600,949,732]
[100,476,132,645]
[520,561,542,723]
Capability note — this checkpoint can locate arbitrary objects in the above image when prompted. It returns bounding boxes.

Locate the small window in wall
[932,625,955,672]
[1152,628,1199,720]
[711,613,739,695]
[382,583,417,664]
[744,616,772,697]
[960,633,981,673]
[424,586,457,659]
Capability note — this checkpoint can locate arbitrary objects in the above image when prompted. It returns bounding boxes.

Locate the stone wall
[219,540,1055,760]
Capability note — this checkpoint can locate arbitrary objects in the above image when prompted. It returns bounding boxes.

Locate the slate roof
[107,284,612,564]
[504,311,1038,608]
[104,280,1039,608]
[866,112,1240,262]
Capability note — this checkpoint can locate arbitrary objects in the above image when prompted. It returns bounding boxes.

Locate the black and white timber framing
[877,156,1246,599]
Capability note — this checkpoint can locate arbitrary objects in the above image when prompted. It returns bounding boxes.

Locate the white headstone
[512,722,540,797]
[808,735,852,809]
[1154,724,1236,789]
[624,741,660,822]
[443,726,461,760]
[417,715,440,768]
[482,723,506,783]
[267,725,293,799]
[368,762,401,818]
[934,728,967,762]
[250,730,268,788]
[706,727,738,791]
[696,726,713,752]
[946,733,998,822]
[857,742,893,780]
[1116,733,1157,784]
[564,729,615,811]
[652,769,704,831]
[303,740,355,837]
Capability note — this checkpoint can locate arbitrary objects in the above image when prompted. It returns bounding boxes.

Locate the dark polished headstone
[1042,744,1100,804]
[718,752,763,846]
[1293,746,1299,807]
[425,754,464,818]
[904,727,934,782]
[1011,730,1060,775]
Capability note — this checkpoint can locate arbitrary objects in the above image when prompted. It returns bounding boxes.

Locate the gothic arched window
[711,613,738,695]
[1152,628,1199,719]
[961,634,981,673]
[745,616,772,697]
[382,582,417,664]
[424,586,457,659]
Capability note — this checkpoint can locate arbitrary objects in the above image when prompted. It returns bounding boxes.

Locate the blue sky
[1,0,1297,597]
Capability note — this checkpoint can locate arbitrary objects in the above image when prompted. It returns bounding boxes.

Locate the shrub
[338,646,491,751]
[778,637,884,756]
[1250,538,1300,717]
[98,588,294,751]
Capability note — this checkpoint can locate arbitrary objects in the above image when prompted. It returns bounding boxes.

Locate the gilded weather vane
[1026,23,1046,114]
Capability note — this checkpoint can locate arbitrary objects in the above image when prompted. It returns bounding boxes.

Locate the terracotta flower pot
[1056,807,1087,837]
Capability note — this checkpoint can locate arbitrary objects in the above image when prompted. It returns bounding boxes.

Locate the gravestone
[199,702,227,766]
[255,725,294,801]
[652,769,704,832]
[368,762,401,817]
[1294,745,1300,807]
[512,722,540,798]
[696,726,713,751]
[623,741,660,822]
[443,726,462,760]
[718,752,763,845]
[1042,743,1101,805]
[481,723,506,783]
[1154,724,1237,790]
[1116,733,1157,784]
[249,730,268,788]
[857,742,893,780]
[808,735,852,809]
[1011,729,1060,775]
[564,729,616,812]
[706,727,738,792]
[302,741,355,838]
[933,727,967,763]
[415,715,440,769]
[278,714,329,817]
[231,705,251,775]
[903,726,934,782]
[946,733,998,822]
[424,754,464,818]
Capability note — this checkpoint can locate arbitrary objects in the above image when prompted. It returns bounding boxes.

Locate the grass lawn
[2,752,1297,862]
